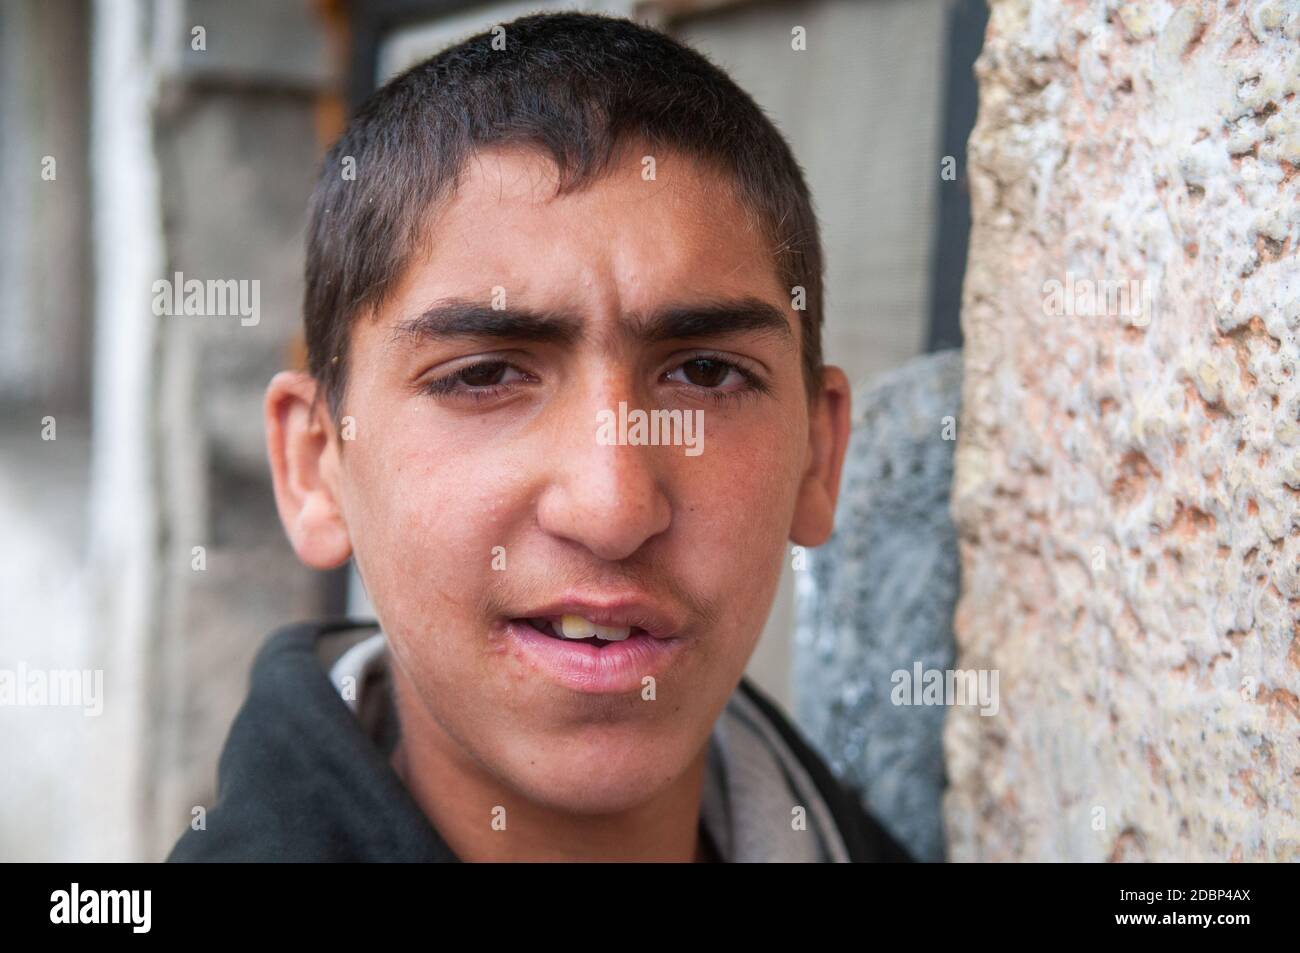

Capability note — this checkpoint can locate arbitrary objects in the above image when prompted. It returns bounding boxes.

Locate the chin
[504,735,691,815]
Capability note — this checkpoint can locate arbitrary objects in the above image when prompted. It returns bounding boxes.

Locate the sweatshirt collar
[329,628,848,862]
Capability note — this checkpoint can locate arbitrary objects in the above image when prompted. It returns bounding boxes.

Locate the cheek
[692,405,802,520]
[672,415,803,599]
[339,422,525,621]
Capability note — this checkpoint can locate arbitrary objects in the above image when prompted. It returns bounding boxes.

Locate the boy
[168,11,910,863]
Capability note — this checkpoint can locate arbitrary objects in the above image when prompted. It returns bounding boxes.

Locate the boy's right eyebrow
[389,298,584,347]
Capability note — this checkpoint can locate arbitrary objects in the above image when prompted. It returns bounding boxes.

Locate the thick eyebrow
[630,297,795,348]
[389,299,582,348]
[388,295,795,350]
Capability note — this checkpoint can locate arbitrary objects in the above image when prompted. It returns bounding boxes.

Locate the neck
[388,667,712,862]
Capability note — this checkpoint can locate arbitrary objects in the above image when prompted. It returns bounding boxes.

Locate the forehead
[380,141,790,322]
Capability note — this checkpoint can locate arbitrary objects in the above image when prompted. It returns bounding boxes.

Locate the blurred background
[0,0,985,861]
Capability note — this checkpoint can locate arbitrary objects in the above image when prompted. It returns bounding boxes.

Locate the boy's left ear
[790,365,852,547]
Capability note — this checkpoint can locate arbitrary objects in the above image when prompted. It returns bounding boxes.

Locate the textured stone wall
[947,0,1300,861]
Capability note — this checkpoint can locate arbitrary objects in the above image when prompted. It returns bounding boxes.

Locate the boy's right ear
[264,370,353,570]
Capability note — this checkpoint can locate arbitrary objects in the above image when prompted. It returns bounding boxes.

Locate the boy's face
[268,142,849,814]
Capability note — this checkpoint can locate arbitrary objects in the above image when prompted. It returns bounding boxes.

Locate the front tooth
[559,615,632,641]
[591,623,631,641]
[560,615,596,639]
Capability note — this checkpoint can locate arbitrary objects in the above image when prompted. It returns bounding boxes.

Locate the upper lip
[514,595,685,639]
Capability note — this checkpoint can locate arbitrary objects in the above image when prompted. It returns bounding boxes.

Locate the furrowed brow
[388,296,794,352]
[632,298,796,348]
[388,298,583,348]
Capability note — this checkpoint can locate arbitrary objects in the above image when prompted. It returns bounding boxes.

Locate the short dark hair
[304,11,825,419]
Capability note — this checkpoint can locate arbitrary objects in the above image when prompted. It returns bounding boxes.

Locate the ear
[790,365,852,547]
[264,370,353,570]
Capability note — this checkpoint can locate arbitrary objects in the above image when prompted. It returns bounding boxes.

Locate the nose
[536,387,673,562]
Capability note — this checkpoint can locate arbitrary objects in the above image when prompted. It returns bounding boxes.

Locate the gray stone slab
[794,348,962,863]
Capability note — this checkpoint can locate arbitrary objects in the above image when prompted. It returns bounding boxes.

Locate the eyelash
[418,354,769,404]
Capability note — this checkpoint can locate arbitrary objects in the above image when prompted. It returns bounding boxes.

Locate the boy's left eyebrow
[388,295,795,348]
[629,297,795,347]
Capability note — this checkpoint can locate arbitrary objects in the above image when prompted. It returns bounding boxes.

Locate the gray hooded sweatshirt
[167,619,911,863]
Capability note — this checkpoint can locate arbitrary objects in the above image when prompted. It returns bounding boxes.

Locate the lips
[505,621,685,694]
[525,616,636,644]
[503,596,687,693]
[509,598,682,641]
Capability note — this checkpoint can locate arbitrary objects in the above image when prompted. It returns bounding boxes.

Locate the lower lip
[505,620,686,695]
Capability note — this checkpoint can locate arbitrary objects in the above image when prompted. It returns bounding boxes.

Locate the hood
[167,619,911,863]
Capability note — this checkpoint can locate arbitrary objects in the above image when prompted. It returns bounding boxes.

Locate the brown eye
[420,359,531,400]
[664,356,766,400]
[680,358,731,387]
[457,361,509,386]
